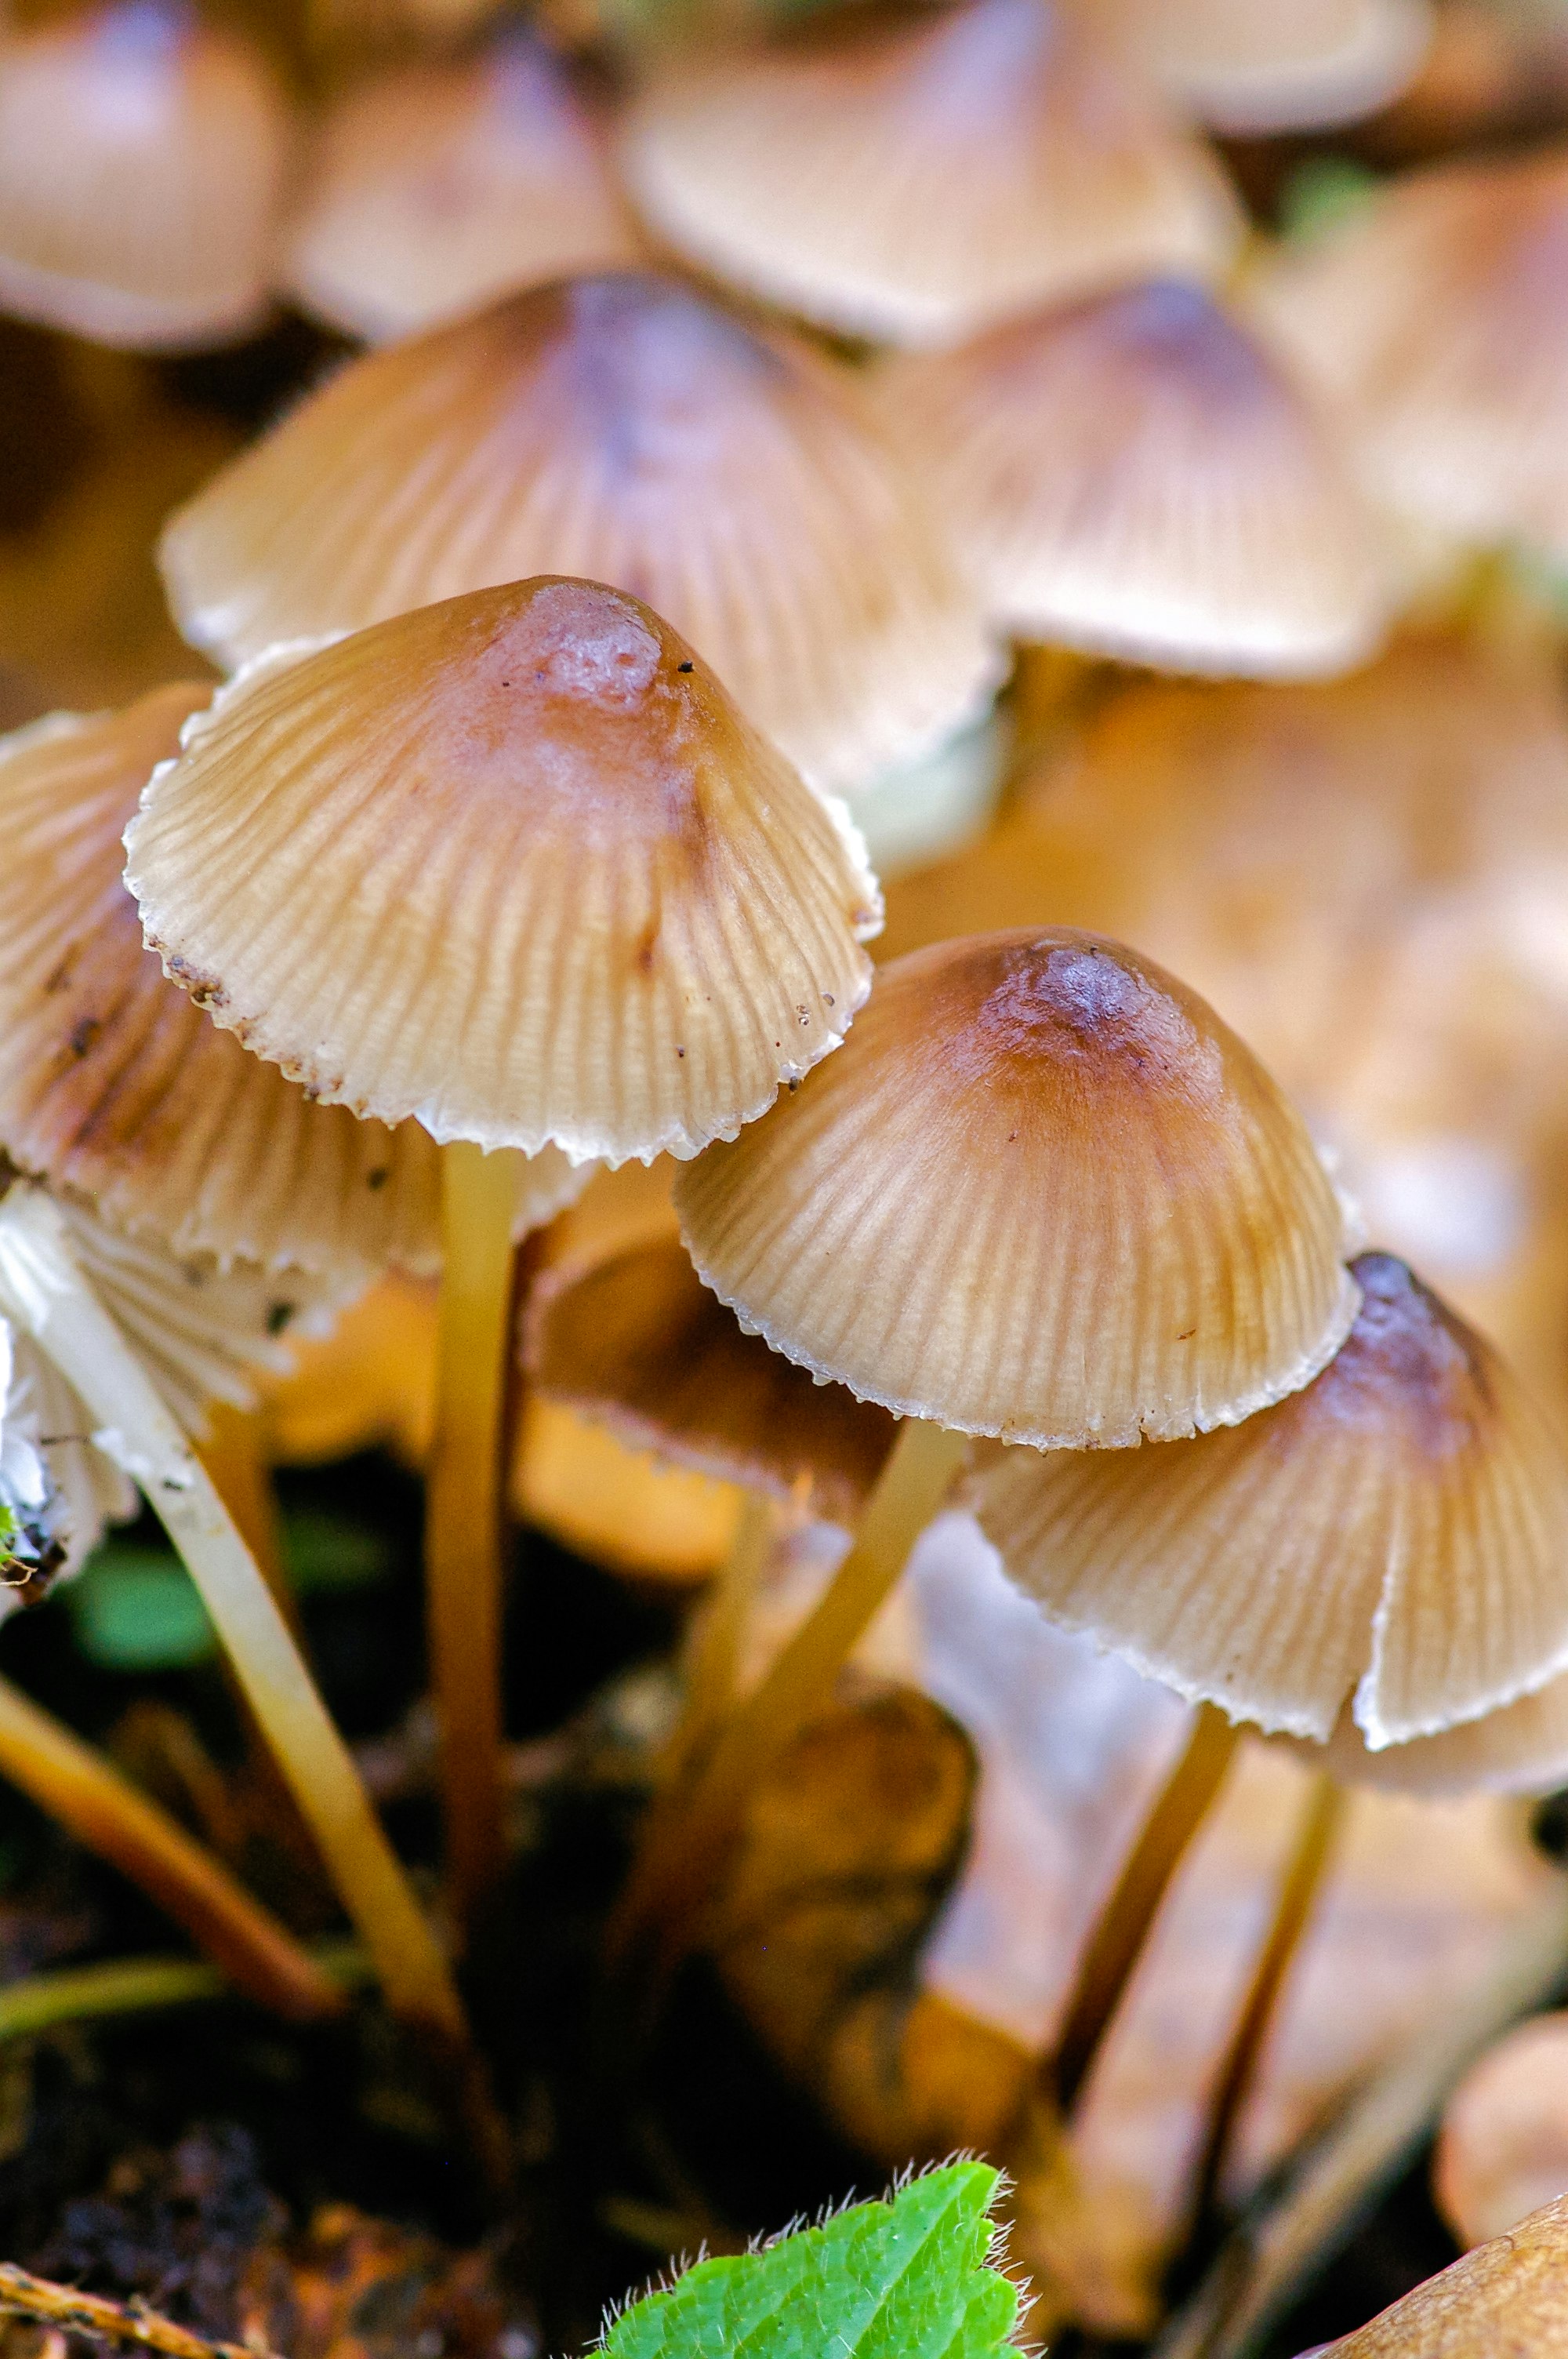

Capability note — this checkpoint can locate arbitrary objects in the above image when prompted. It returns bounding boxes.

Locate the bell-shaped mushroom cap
[0,686,508,1282]
[0,0,290,351]
[1326,2191,1568,2356]
[1099,0,1433,133]
[158,272,1000,791]
[125,578,883,1165]
[1308,1667,1568,1797]
[673,929,1358,1449]
[1253,147,1568,565]
[621,0,1244,351]
[524,1236,896,1525]
[282,36,638,346]
[885,277,1394,677]
[973,1252,1568,1747]
[1436,2014,1568,2250]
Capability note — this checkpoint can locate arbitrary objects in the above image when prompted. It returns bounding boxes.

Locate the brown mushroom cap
[884,276,1393,676]
[282,38,639,346]
[159,271,1000,791]
[524,1235,896,1525]
[125,577,882,1164]
[621,0,1243,350]
[673,929,1358,1450]
[0,686,512,1281]
[1327,2190,1568,2356]
[1098,0,1433,133]
[973,1252,1568,1747]
[1253,145,1568,564]
[0,0,291,351]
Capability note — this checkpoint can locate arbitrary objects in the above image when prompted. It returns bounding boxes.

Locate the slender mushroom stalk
[1051,1703,1240,2113]
[427,1140,524,1925]
[0,1672,341,2023]
[0,1185,466,2044]
[611,1417,974,1963]
[666,1491,775,1785]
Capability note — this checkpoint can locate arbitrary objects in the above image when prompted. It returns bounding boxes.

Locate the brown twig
[0,2263,281,2359]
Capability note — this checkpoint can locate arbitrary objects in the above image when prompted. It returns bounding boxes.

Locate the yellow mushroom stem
[0,1187,466,2045]
[0,1671,342,2022]
[1052,1703,1240,2114]
[611,1416,968,1967]
[426,1140,527,1931]
[661,1491,777,1787]
[197,1400,296,1628]
[1185,1771,1346,2239]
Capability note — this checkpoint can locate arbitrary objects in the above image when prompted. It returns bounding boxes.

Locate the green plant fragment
[601,2161,1019,2359]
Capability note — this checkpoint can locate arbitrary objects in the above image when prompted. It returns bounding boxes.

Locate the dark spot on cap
[266,1300,296,1336]
[68,1016,101,1060]
[43,954,74,996]
[366,1168,390,1190]
[677,660,694,673]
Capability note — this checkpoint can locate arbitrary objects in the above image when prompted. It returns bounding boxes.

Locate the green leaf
[601,2162,1019,2359]
[65,1549,216,1672]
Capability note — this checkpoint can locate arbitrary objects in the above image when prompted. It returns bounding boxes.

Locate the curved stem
[0,1188,466,2042]
[1185,1772,1345,2239]
[610,1417,967,1968]
[0,1674,342,2020]
[1052,1705,1240,2114]
[426,1141,524,1933]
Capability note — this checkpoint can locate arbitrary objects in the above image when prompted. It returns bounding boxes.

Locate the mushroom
[1094,0,1434,133]
[883,276,1395,678]
[1436,2013,1568,2248]
[971,1252,1568,1750]
[1251,145,1568,569]
[620,0,1243,350]
[615,929,1356,1956]
[0,0,291,351]
[1319,2190,1568,2354]
[0,1176,466,2041]
[125,574,882,1920]
[282,34,639,346]
[159,271,1001,795]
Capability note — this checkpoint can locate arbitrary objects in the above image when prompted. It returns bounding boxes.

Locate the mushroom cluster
[4,0,1568,2344]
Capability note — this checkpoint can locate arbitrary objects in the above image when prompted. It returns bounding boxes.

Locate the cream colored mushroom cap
[0,0,290,351]
[125,577,882,1165]
[885,276,1395,677]
[974,1252,1568,1747]
[622,0,1243,350]
[675,929,1358,1450]
[1253,145,1568,565]
[159,271,1001,791]
[0,686,532,1282]
[1098,0,1433,133]
[281,38,638,346]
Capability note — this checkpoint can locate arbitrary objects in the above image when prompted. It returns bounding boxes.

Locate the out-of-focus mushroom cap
[0,687,511,1282]
[0,0,290,351]
[1253,147,1568,565]
[1436,2013,1568,2250]
[1327,2190,1568,2355]
[973,1252,1568,1746]
[282,37,639,346]
[1308,1668,1568,1797]
[674,929,1358,1449]
[159,272,1001,791]
[886,277,1394,677]
[125,578,883,1165]
[524,1236,896,1524]
[621,0,1243,351]
[1101,0,1433,133]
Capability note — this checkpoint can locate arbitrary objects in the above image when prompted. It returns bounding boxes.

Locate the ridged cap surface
[0,0,290,350]
[1254,147,1568,564]
[622,0,1243,349]
[975,1252,1568,1744]
[887,277,1393,675]
[160,271,1000,790]
[125,578,883,1163]
[1100,0,1432,132]
[675,929,1358,1448]
[0,688,488,1280]
[524,1235,895,1525]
